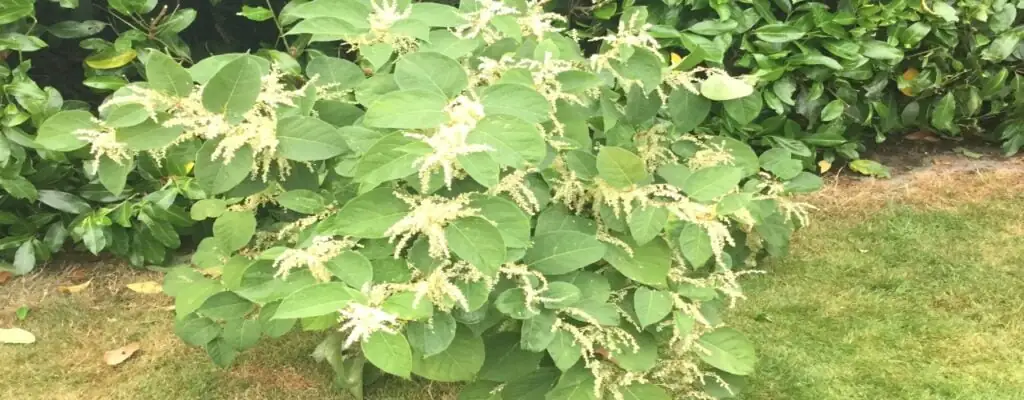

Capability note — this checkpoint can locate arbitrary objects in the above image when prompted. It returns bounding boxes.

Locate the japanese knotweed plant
[35,1,821,399]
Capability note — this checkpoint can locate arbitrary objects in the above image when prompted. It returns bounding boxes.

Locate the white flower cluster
[407,95,494,191]
[384,192,480,259]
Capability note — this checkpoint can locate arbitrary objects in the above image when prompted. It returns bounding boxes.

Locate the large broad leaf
[480,84,550,124]
[276,116,348,161]
[524,232,606,275]
[633,287,673,328]
[318,188,410,238]
[667,89,710,133]
[198,292,254,320]
[195,139,254,195]
[445,216,506,276]
[407,312,457,357]
[274,282,363,319]
[364,90,449,129]
[412,326,485,382]
[604,237,671,288]
[145,51,193,97]
[35,110,94,151]
[395,52,468,98]
[352,132,429,188]
[213,211,256,252]
[545,365,597,400]
[627,205,667,246]
[201,55,263,119]
[678,222,713,267]
[116,121,184,151]
[222,319,261,351]
[467,116,546,168]
[596,147,651,189]
[620,384,671,400]
[306,56,364,90]
[612,48,663,91]
[362,332,413,378]
[174,315,221,346]
[471,195,531,248]
[284,17,358,38]
[546,329,582,371]
[683,166,743,202]
[697,328,756,375]
[478,333,544,382]
[722,93,762,125]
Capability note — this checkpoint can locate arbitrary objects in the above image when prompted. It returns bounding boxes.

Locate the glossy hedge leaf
[754,24,805,43]
[596,147,651,189]
[202,55,262,119]
[395,52,468,98]
[683,166,743,202]
[480,84,550,123]
[276,116,347,161]
[145,51,192,97]
[0,177,38,201]
[195,140,254,195]
[38,190,90,214]
[274,283,363,319]
[633,287,673,328]
[13,240,35,275]
[667,88,711,133]
[318,188,410,238]
[362,332,413,378]
[98,156,130,195]
[412,326,485,382]
[697,328,756,375]
[445,216,506,276]
[524,232,606,275]
[213,211,256,252]
[407,313,457,357]
[820,100,844,122]
[930,93,956,132]
[861,40,903,61]
[604,237,671,288]
[364,90,449,129]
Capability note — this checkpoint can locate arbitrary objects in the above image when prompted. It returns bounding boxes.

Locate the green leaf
[467,116,546,168]
[931,1,959,22]
[352,132,428,188]
[276,190,327,214]
[930,93,956,132]
[395,52,468,98]
[496,288,539,320]
[285,17,358,38]
[36,110,94,151]
[524,232,606,275]
[0,177,38,201]
[13,240,35,275]
[38,190,90,214]
[202,55,263,119]
[480,84,550,124]
[679,223,713,267]
[667,88,711,133]
[412,326,485,382]
[362,332,413,378]
[195,140,254,195]
[364,90,449,129]
[381,292,433,321]
[521,310,558,352]
[547,329,582,371]
[409,3,465,27]
[407,313,457,357]
[478,333,544,382]
[238,5,274,21]
[213,211,257,252]
[145,51,193,97]
[48,20,105,39]
[633,287,673,328]
[849,159,891,178]
[861,40,903,61]
[697,328,756,375]
[175,280,223,318]
[820,100,845,122]
[445,216,506,276]
[627,206,667,246]
[223,319,261,350]
[540,282,582,309]
[604,237,671,288]
[276,116,347,161]
[98,156,131,195]
[175,315,220,346]
[596,147,651,189]
[754,24,805,43]
[206,338,239,368]
[701,74,755,101]
[472,195,531,248]
[318,188,410,238]
[722,94,762,125]
[115,120,184,151]
[199,292,253,320]
[620,384,671,400]
[683,166,743,202]
[612,48,663,91]
[190,199,227,220]
[274,283,362,319]
[610,331,658,372]
[545,364,597,400]
[458,152,500,188]
[306,56,364,91]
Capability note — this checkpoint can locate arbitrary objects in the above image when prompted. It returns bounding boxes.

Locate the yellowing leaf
[900,68,919,96]
[58,279,91,294]
[103,342,141,366]
[126,281,163,294]
[670,52,683,66]
[199,267,223,278]
[0,328,36,344]
[184,162,195,174]
[817,160,832,173]
[85,49,138,69]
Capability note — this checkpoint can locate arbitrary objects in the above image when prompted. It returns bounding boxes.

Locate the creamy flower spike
[452,0,520,43]
[348,0,417,53]
[337,302,401,349]
[589,11,661,89]
[273,236,358,282]
[74,119,132,168]
[407,95,493,191]
[384,192,480,259]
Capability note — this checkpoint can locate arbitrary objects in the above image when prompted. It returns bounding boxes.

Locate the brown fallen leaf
[104,342,141,366]
[905,130,941,143]
[68,267,88,282]
[126,281,163,294]
[58,279,91,294]
[0,328,36,344]
[0,271,12,285]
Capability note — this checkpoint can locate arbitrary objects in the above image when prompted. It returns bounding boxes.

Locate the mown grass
[2,166,1023,400]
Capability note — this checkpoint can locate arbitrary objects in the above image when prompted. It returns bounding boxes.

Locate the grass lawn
[2,164,1023,400]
